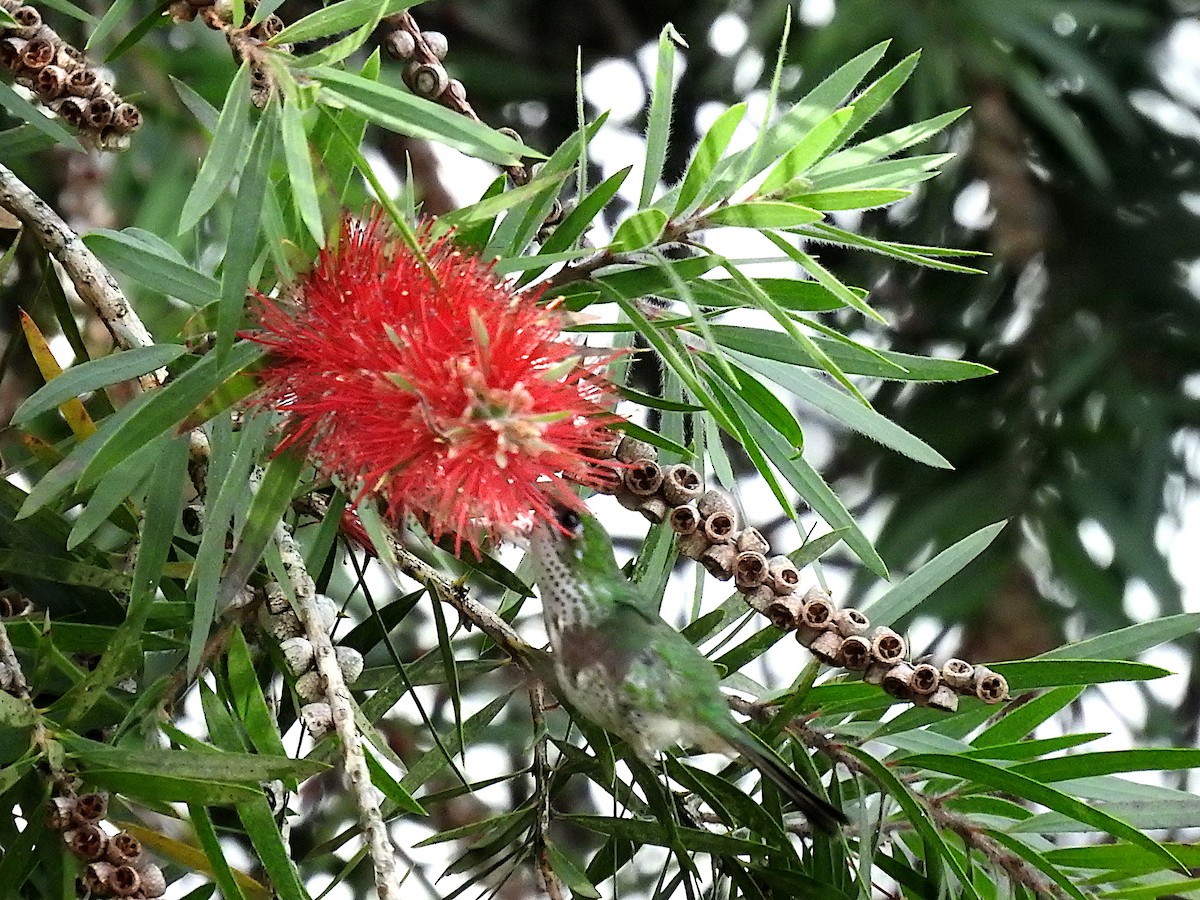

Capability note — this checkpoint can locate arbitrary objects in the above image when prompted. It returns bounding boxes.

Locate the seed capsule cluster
[261,583,364,739]
[47,791,166,898]
[603,435,1009,711]
[0,0,141,149]
[171,0,290,107]
[382,22,466,110]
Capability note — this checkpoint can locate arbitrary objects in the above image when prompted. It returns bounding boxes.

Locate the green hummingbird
[529,504,846,833]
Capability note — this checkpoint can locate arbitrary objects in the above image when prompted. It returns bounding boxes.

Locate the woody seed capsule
[74,791,109,823]
[83,861,116,894]
[669,502,700,535]
[767,592,805,631]
[280,637,315,676]
[110,863,141,897]
[421,30,448,59]
[85,96,114,129]
[734,527,769,555]
[869,626,907,665]
[301,702,334,738]
[67,823,108,861]
[616,435,657,464]
[335,645,364,684]
[921,684,959,713]
[385,29,415,59]
[809,630,843,665]
[676,529,709,560]
[837,634,872,670]
[766,556,800,594]
[106,831,142,866]
[881,660,916,699]
[697,487,735,520]
[661,463,703,506]
[799,589,834,631]
[636,495,669,524]
[701,512,736,543]
[909,663,941,697]
[941,658,974,690]
[832,607,869,637]
[733,550,768,590]
[972,666,1008,704]
[743,583,775,615]
[623,459,663,496]
[139,862,167,898]
[699,542,736,581]
[295,670,324,702]
[19,36,54,69]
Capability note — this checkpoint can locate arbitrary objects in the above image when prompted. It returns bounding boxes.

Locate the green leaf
[547,843,601,899]
[226,628,288,759]
[537,165,631,259]
[69,738,327,784]
[1037,612,1200,662]
[673,103,746,217]
[610,208,668,252]
[706,201,822,229]
[86,0,138,48]
[768,236,885,324]
[279,99,325,247]
[76,342,262,491]
[860,522,1005,627]
[727,350,951,468]
[0,82,83,151]
[13,345,184,425]
[67,437,164,550]
[807,153,954,193]
[362,746,426,817]
[984,831,1088,900]
[831,52,923,149]
[311,66,537,165]
[1012,749,1200,784]
[273,0,418,43]
[439,170,570,229]
[640,23,685,208]
[898,753,1186,873]
[215,446,305,617]
[84,229,219,307]
[237,799,309,900]
[758,107,856,196]
[810,108,968,178]
[788,188,910,211]
[190,805,250,900]
[991,658,1169,691]
[179,64,254,233]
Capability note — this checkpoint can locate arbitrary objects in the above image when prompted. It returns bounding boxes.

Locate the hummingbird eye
[555,507,584,536]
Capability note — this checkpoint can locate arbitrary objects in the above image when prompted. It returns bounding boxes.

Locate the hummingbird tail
[727,734,847,833]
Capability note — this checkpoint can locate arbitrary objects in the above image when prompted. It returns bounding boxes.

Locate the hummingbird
[529,503,847,833]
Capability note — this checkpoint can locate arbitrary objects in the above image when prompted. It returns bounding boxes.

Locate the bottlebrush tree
[0,2,1196,899]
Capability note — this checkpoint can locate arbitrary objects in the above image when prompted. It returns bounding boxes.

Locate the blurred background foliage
[3,0,1200,895]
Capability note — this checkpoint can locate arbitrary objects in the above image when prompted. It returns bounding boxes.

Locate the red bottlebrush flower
[250,212,621,555]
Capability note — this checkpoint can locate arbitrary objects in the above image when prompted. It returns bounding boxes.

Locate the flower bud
[280,637,315,676]
[385,29,415,59]
[661,464,702,506]
[335,646,364,684]
[301,702,334,738]
[295,670,324,702]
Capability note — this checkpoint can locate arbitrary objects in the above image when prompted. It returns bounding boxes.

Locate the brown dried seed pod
[669,502,700,535]
[863,660,891,685]
[581,428,621,461]
[106,831,142,867]
[85,95,114,129]
[699,542,735,581]
[800,589,834,631]
[52,95,86,125]
[385,28,415,59]
[74,791,109,823]
[34,63,67,98]
[444,77,467,105]
[623,459,663,496]
[0,37,26,68]
[19,37,54,69]
[258,13,283,38]
[733,550,768,591]
[636,495,668,524]
[614,489,642,511]
[295,670,324,702]
[661,463,703,506]
[743,583,774,615]
[83,861,116,894]
[701,512,736,543]
[882,661,916,700]
[973,666,1008,704]
[941,658,974,690]
[421,30,448,59]
[138,862,167,898]
[768,592,805,630]
[301,701,334,738]
[110,863,141,897]
[766,556,800,594]
[67,67,100,97]
[910,663,940,697]
[809,630,843,665]
[67,823,109,861]
[916,684,959,713]
[832,607,870,638]
[676,529,709,561]
[869,626,907,665]
[97,128,131,151]
[408,61,448,97]
[265,582,289,614]
[697,487,735,520]
[734,527,769,555]
[542,198,563,225]
[837,634,872,670]
[46,796,76,830]
[616,435,657,464]
[12,5,40,31]
[167,0,197,22]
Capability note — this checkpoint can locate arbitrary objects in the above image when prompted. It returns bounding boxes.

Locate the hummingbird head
[529,500,620,586]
